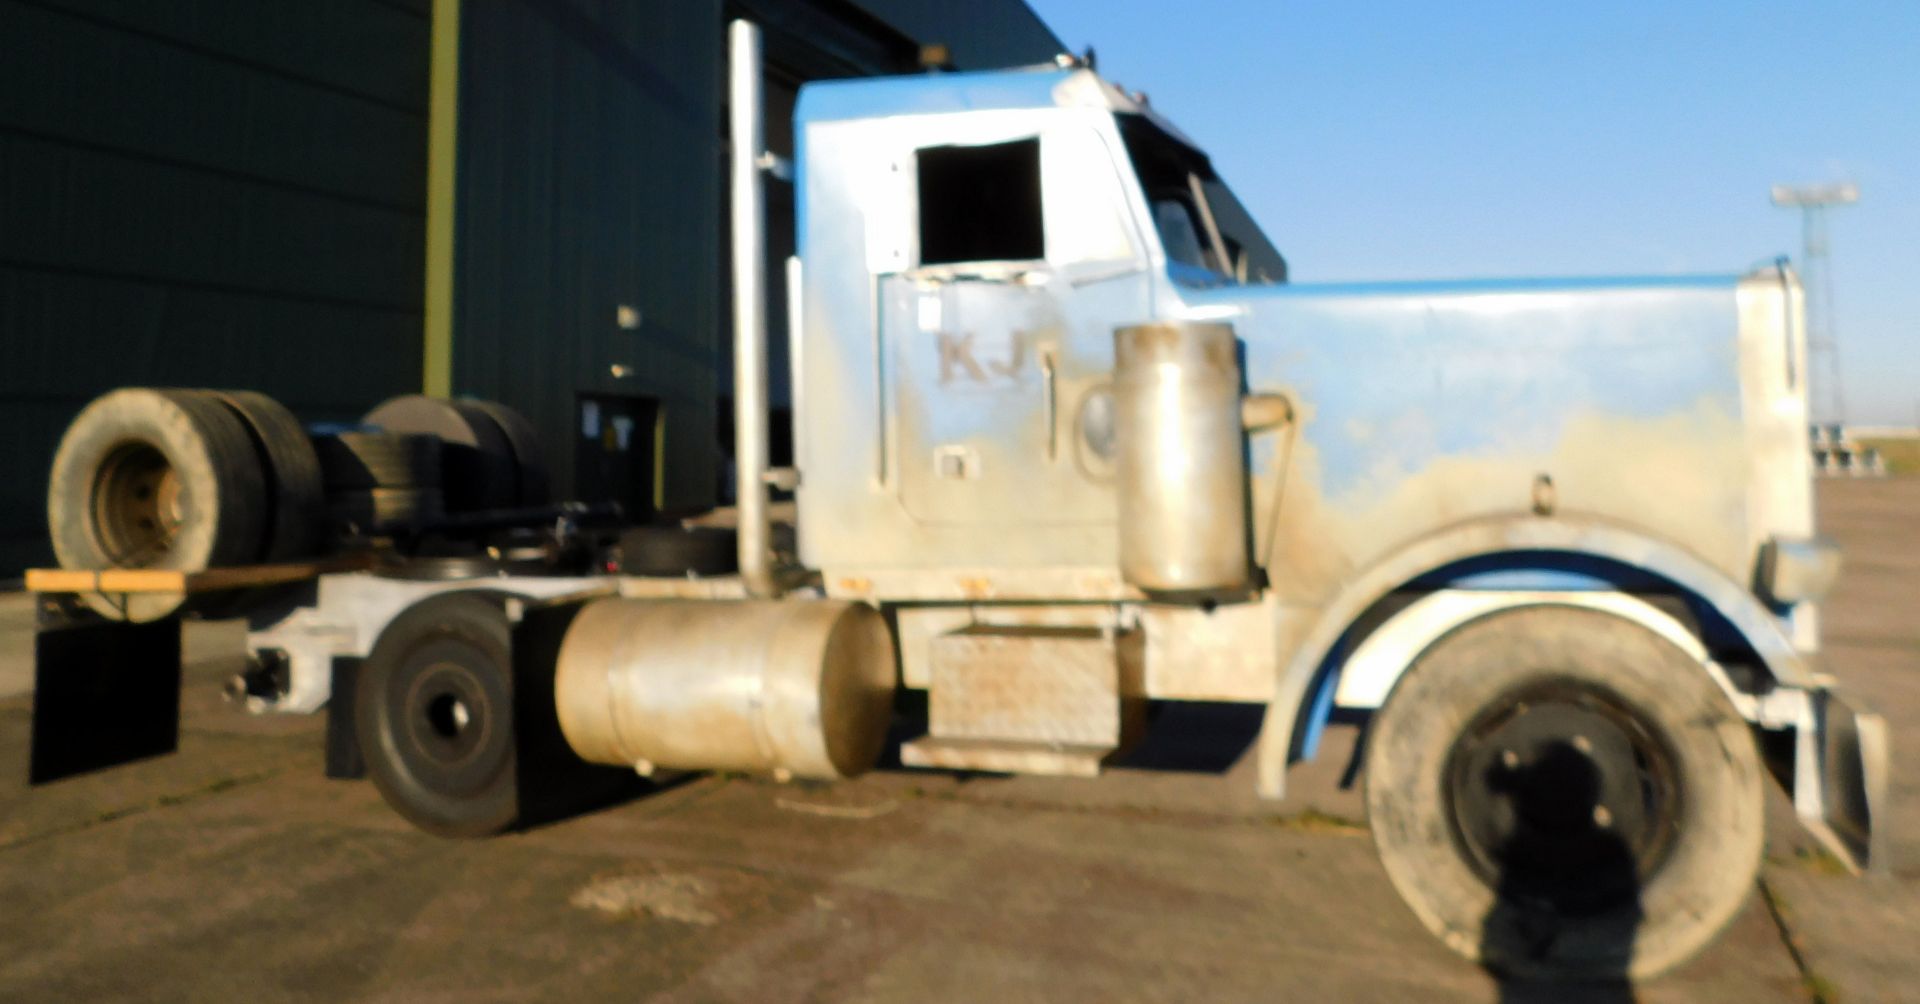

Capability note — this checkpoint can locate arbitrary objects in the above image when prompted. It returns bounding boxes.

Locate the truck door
[882,122,1149,530]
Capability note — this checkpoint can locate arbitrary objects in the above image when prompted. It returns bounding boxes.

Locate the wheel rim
[1443,680,1683,916]
[91,442,182,566]
[384,636,509,798]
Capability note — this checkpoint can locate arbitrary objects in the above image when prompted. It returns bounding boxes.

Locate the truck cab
[794,67,1277,574]
[779,58,1879,979]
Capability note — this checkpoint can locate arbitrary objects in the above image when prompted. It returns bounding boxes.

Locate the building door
[575,394,658,522]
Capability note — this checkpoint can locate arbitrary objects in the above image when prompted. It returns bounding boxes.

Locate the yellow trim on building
[422,0,460,396]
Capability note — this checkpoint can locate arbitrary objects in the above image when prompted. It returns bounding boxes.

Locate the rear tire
[357,594,518,837]
[1364,605,1763,982]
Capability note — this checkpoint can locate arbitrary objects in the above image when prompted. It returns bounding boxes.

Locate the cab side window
[916,138,1044,264]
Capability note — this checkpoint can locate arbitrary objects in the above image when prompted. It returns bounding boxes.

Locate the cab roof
[795,65,1201,150]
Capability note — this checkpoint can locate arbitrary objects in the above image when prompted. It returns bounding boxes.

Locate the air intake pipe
[1112,321,1252,594]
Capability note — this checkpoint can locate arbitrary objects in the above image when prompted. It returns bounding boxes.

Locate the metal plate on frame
[1795,687,1890,874]
[929,625,1137,747]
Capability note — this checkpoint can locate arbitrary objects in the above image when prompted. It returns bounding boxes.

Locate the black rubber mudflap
[30,616,182,784]
[324,657,367,780]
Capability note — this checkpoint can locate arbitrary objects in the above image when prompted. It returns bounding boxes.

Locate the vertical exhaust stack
[729,19,778,598]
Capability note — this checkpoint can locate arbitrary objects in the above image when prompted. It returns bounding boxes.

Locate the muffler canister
[1113,321,1250,594]
[554,599,897,780]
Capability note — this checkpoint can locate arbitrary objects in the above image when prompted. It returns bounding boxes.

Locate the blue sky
[1026,0,1919,424]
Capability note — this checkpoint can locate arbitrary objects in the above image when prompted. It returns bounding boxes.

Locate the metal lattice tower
[1772,182,1858,426]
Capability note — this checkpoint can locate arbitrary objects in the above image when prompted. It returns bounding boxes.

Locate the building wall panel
[0,0,428,576]
[453,0,727,514]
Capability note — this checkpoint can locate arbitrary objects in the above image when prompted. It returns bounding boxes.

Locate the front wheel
[357,593,519,837]
[1364,605,1763,982]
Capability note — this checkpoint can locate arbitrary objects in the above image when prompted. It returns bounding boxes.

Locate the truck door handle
[1041,349,1058,460]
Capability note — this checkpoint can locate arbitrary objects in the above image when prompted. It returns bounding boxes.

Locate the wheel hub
[93,442,182,565]
[401,661,494,772]
[1444,682,1681,915]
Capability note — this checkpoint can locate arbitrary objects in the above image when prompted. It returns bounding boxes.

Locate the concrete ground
[1,480,1913,1002]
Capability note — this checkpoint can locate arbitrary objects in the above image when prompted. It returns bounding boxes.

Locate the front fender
[1254,514,1814,799]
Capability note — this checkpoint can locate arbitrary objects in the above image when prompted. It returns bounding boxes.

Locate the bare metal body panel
[790,68,1814,643]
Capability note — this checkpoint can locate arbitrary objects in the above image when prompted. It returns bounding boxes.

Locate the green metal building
[0,0,1063,576]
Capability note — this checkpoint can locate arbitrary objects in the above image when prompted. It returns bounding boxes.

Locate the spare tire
[329,486,444,535]
[463,399,550,507]
[208,390,325,562]
[313,430,441,492]
[363,395,517,513]
[47,388,267,621]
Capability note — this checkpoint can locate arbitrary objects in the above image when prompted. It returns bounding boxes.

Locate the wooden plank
[26,554,373,595]
[20,568,74,592]
[23,568,171,593]
[182,555,372,591]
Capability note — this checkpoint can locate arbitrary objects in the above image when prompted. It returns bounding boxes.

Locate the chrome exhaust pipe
[728,19,777,598]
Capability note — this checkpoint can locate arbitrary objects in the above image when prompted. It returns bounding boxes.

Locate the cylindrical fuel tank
[554,599,897,781]
[1112,321,1250,594]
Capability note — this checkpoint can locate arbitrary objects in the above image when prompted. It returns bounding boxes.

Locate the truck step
[898,736,1114,777]
[904,625,1145,777]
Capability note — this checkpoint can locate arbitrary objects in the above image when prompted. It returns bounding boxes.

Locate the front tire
[1364,605,1763,981]
[357,594,518,837]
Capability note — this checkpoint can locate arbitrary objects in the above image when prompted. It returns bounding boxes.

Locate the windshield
[1115,113,1286,285]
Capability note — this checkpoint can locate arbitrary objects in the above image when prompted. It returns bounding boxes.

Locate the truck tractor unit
[28,22,1884,982]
